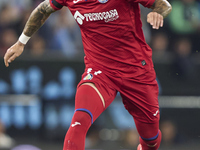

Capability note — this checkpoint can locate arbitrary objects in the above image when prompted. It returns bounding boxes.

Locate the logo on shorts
[98,0,108,3]
[83,74,93,80]
[153,110,159,116]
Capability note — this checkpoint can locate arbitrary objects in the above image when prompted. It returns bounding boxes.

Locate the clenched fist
[147,12,164,29]
[4,41,25,67]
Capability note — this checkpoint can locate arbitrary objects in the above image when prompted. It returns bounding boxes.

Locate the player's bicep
[131,0,155,8]
[149,0,172,18]
[49,0,65,11]
[43,0,57,13]
[35,0,57,15]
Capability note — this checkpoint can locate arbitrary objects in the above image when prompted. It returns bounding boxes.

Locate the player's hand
[147,12,163,29]
[4,41,25,67]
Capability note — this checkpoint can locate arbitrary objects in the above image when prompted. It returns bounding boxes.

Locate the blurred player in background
[4,0,172,149]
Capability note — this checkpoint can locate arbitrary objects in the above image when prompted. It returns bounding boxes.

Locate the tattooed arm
[147,0,172,29]
[4,0,56,67]
[150,0,172,18]
[23,0,56,36]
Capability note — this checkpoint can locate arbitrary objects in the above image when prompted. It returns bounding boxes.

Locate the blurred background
[0,0,200,149]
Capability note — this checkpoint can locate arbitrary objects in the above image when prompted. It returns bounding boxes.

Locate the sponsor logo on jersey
[74,9,119,25]
[98,0,108,3]
[84,9,119,23]
[83,74,93,80]
[73,0,82,4]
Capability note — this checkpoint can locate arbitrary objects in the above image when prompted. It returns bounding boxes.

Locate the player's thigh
[76,67,117,122]
[120,79,159,124]
[120,80,159,137]
[81,82,105,107]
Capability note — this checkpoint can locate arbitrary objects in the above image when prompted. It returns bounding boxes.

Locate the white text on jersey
[74,9,119,25]
[84,9,119,22]
[73,0,82,4]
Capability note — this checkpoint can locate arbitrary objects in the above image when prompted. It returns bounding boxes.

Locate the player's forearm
[23,0,55,37]
[151,0,172,18]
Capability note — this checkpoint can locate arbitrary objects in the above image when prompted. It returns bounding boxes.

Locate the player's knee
[140,130,162,150]
[71,110,92,127]
[75,83,105,122]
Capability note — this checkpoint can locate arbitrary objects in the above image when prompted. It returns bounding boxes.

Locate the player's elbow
[163,3,172,18]
[151,0,172,18]
[162,0,172,17]
[166,2,172,14]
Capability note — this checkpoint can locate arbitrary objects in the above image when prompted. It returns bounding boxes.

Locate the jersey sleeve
[49,0,66,10]
[132,0,155,8]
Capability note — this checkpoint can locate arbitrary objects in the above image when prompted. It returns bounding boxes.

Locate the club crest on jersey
[83,74,93,80]
[98,0,108,3]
